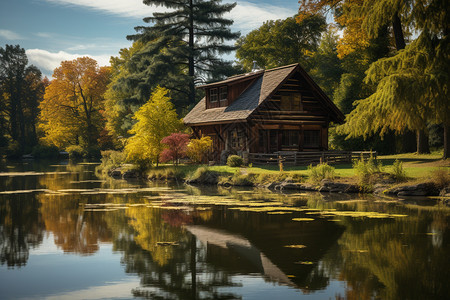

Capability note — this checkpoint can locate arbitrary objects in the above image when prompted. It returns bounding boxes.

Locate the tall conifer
[128,0,240,110]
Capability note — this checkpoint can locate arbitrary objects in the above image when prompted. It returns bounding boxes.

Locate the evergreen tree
[0,45,45,154]
[127,0,240,110]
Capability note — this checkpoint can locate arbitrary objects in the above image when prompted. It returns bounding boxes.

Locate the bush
[186,136,212,163]
[227,155,243,167]
[353,155,383,190]
[308,163,335,184]
[391,159,407,182]
[31,144,60,159]
[5,140,21,159]
[430,168,450,189]
[96,150,126,174]
[66,145,86,160]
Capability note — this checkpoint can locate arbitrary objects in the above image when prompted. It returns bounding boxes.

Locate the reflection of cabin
[183,63,345,162]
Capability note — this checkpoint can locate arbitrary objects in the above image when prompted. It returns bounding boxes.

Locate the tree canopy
[39,57,111,150]
[0,45,46,154]
[126,0,241,110]
[125,86,182,167]
[236,14,326,71]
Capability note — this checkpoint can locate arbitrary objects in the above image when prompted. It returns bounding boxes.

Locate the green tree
[103,42,146,142]
[0,45,45,154]
[125,87,181,167]
[236,14,326,71]
[339,0,449,157]
[127,0,240,110]
[39,57,111,151]
[308,26,344,98]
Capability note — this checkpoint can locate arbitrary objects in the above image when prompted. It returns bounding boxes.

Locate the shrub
[353,155,383,190]
[227,155,243,167]
[5,140,21,159]
[391,159,407,182]
[31,144,60,159]
[186,136,212,163]
[160,132,190,165]
[96,150,126,174]
[66,145,86,160]
[430,168,450,189]
[308,163,335,184]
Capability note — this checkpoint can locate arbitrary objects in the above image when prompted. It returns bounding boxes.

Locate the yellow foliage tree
[39,57,111,149]
[125,87,181,167]
[186,136,213,164]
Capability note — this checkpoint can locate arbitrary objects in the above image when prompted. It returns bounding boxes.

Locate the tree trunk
[392,13,406,50]
[188,0,195,107]
[444,124,449,159]
[416,129,430,154]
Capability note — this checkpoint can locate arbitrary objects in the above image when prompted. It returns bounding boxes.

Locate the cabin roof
[183,63,344,126]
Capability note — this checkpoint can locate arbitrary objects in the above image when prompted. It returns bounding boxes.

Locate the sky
[0,0,299,78]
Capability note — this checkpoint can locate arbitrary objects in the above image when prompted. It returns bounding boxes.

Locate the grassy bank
[99,151,448,193]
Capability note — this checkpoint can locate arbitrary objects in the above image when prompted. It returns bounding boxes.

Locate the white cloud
[45,0,296,33]
[0,29,23,40]
[227,1,295,33]
[26,48,112,77]
[45,0,158,18]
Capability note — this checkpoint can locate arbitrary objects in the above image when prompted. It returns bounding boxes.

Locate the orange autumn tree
[39,57,111,151]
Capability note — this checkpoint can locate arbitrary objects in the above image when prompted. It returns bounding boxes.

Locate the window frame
[210,88,218,103]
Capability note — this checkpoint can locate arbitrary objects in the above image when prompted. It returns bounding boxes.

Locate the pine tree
[127,0,240,110]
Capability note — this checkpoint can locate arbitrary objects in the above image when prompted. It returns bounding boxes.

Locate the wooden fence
[248,151,376,166]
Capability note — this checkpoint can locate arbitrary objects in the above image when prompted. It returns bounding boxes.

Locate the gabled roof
[183,63,344,126]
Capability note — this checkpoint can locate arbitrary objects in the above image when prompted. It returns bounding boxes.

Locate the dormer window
[219,86,228,102]
[210,88,218,102]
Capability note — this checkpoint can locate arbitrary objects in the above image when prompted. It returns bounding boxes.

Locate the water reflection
[0,161,449,299]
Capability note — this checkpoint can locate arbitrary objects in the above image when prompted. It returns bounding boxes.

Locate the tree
[125,87,182,167]
[236,14,326,71]
[160,132,190,165]
[103,42,147,143]
[337,0,449,157]
[186,136,213,164]
[39,57,111,150]
[0,45,45,154]
[127,0,240,110]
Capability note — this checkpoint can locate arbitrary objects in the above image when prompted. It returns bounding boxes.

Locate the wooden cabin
[183,63,345,162]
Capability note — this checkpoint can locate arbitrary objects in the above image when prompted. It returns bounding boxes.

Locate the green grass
[141,151,448,183]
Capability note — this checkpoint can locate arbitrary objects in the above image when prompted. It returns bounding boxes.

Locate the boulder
[319,180,359,193]
[387,182,439,197]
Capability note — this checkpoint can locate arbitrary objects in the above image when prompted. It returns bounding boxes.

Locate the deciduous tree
[39,57,111,150]
[236,14,326,71]
[160,132,190,165]
[125,87,182,167]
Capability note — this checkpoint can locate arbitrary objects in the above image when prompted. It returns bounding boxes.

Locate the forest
[0,0,448,164]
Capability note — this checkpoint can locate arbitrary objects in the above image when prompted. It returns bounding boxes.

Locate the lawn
[208,151,448,179]
[156,151,448,180]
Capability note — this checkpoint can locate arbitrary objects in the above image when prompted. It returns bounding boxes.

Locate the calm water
[0,160,449,300]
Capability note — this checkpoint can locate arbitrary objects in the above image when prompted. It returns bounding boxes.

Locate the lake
[0,160,449,299]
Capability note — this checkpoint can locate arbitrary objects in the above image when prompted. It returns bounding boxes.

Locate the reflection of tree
[333,212,450,299]
[111,206,241,299]
[0,194,44,267]
[38,194,112,255]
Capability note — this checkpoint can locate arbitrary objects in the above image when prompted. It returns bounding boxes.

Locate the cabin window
[280,94,302,111]
[282,130,299,148]
[210,88,218,102]
[304,130,320,148]
[219,86,228,102]
[230,127,245,150]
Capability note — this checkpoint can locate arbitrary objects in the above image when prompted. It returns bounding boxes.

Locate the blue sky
[0,0,299,78]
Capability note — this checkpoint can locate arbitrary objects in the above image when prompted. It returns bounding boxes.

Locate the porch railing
[248,151,376,166]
